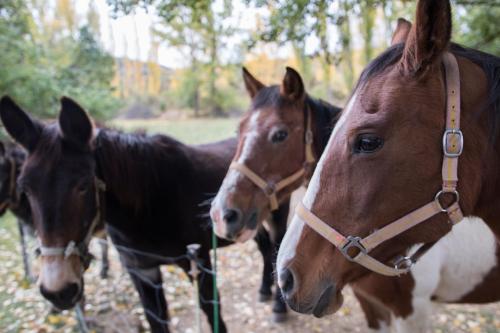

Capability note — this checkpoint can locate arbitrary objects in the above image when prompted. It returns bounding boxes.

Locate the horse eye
[271,130,288,143]
[77,183,90,195]
[354,134,384,153]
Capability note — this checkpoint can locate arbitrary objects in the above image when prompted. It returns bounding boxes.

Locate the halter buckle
[305,130,314,144]
[443,129,463,157]
[264,183,275,196]
[394,256,414,271]
[435,190,460,213]
[340,236,367,262]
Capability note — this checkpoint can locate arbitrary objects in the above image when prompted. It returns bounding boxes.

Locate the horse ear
[59,97,94,148]
[391,18,412,46]
[281,67,305,101]
[242,67,265,99]
[400,0,451,76]
[0,96,42,152]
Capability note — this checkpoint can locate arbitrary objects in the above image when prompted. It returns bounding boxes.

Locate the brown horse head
[210,67,327,242]
[0,96,102,310]
[277,0,500,318]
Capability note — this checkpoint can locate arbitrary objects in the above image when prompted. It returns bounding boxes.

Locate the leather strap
[296,52,465,277]
[230,104,316,211]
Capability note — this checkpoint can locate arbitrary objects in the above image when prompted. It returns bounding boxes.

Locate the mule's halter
[0,157,19,211]
[36,177,106,270]
[296,52,465,276]
[230,106,316,211]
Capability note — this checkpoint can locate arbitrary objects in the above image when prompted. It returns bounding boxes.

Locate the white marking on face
[39,257,80,292]
[211,110,262,224]
[277,92,359,276]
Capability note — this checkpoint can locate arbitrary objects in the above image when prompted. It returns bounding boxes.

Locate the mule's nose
[279,268,296,297]
[40,283,81,309]
[223,208,242,225]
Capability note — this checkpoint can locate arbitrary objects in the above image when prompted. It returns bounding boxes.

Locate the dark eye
[77,183,91,195]
[271,130,288,143]
[354,134,383,153]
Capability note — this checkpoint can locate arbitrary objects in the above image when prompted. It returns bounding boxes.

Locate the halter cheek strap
[230,105,316,211]
[36,177,106,269]
[297,52,464,277]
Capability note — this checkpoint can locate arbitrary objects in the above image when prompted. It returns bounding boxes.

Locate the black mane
[357,42,500,140]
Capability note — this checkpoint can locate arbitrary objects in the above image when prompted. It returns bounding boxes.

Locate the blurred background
[1,0,499,124]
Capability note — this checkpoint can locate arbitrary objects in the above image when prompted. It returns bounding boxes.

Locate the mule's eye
[271,130,288,143]
[77,183,90,195]
[354,134,383,153]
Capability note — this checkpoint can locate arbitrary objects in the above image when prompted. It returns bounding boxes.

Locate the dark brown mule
[0,96,278,333]
[210,67,341,320]
[277,0,500,324]
[0,141,110,282]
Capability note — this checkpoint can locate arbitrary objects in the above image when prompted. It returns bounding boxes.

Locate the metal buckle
[435,190,460,213]
[442,129,463,157]
[305,130,314,145]
[394,256,414,271]
[264,183,275,196]
[340,236,367,262]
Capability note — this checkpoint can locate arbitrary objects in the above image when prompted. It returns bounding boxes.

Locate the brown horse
[0,97,278,333]
[276,0,500,327]
[210,67,340,321]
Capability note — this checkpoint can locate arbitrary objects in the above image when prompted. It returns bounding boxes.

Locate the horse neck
[94,129,191,212]
[306,96,341,163]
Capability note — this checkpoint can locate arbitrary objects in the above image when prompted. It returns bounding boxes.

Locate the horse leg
[127,266,170,333]
[253,228,274,302]
[98,236,109,279]
[179,253,227,333]
[269,200,290,323]
[17,218,32,282]
[352,288,391,333]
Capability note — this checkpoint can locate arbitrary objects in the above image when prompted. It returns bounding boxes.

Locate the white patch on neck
[277,92,358,275]
[392,216,497,332]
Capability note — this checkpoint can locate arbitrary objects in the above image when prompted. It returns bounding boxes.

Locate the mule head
[0,96,101,310]
[210,67,310,242]
[277,2,490,317]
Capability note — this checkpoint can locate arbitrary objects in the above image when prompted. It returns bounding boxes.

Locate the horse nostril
[280,268,295,295]
[223,208,241,225]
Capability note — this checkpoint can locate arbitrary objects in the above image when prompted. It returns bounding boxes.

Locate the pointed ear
[280,67,305,101]
[242,67,265,99]
[400,0,452,75]
[59,97,94,148]
[391,18,412,46]
[0,96,42,152]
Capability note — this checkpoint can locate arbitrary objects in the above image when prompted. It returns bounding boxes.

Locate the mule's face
[0,97,98,310]
[211,68,307,241]
[277,2,478,317]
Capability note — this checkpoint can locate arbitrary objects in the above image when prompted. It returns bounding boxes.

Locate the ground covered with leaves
[1,213,500,333]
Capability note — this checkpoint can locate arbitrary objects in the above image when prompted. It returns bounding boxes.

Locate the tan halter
[296,52,464,276]
[230,105,316,211]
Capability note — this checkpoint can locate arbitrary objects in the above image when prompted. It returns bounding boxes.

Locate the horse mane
[94,129,194,214]
[357,42,500,140]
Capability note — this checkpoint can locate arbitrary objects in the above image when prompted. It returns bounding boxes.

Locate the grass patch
[112,118,238,144]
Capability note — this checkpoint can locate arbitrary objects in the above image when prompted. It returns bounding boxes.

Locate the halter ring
[434,190,460,213]
[340,236,367,262]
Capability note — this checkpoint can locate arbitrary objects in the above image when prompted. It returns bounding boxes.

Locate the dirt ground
[1,230,500,333]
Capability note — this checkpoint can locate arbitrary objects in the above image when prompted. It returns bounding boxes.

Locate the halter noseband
[230,105,316,211]
[297,52,464,276]
[0,157,19,211]
[36,177,106,269]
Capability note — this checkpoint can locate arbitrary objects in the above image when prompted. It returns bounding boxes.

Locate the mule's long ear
[391,18,412,46]
[400,0,452,75]
[0,96,42,152]
[59,97,94,148]
[281,67,305,101]
[242,67,265,99]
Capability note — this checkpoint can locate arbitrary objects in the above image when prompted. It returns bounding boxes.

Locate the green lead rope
[212,230,219,333]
